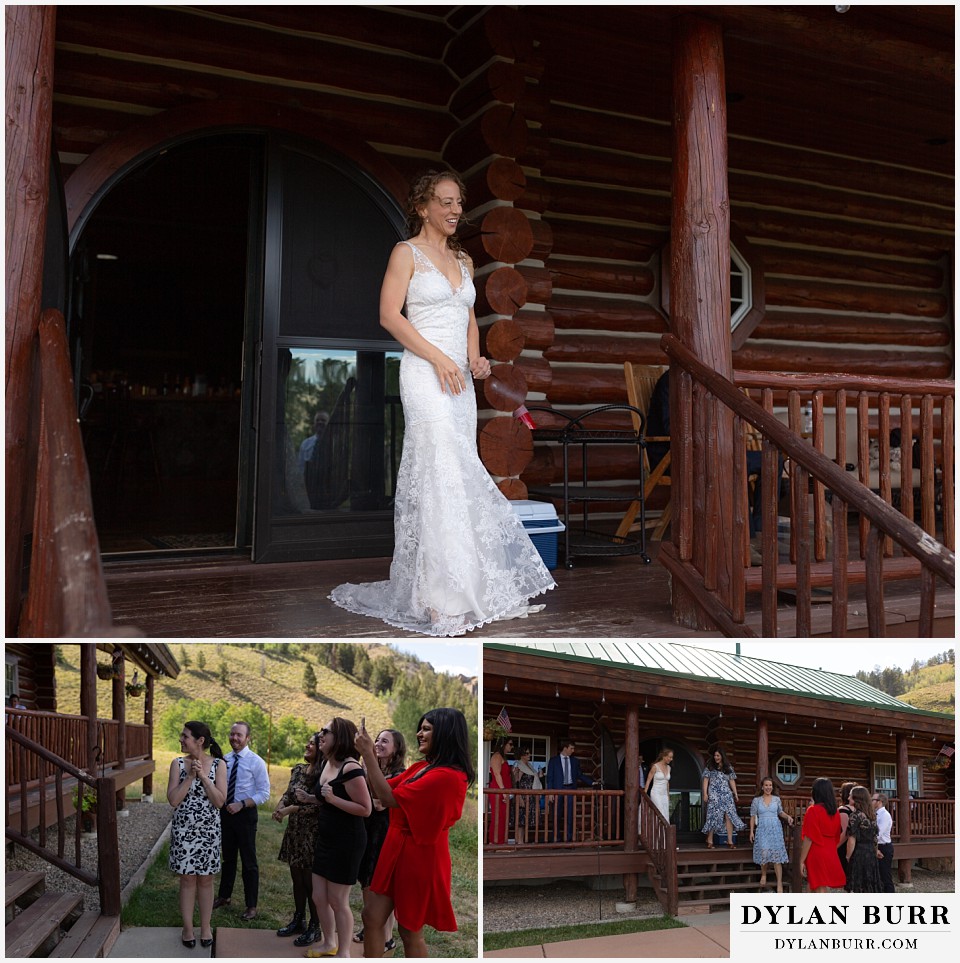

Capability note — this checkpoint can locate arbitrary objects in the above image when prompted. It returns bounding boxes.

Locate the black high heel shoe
[200,937,214,948]
[181,932,196,949]
[294,923,322,947]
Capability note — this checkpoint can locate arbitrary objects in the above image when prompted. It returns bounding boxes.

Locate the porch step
[3,872,119,958]
[5,891,83,957]
[5,870,46,922]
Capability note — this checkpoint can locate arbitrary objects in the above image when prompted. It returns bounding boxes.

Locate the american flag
[937,745,954,758]
[496,706,512,732]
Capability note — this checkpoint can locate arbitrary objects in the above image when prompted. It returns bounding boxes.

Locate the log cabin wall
[48,6,953,502]
[5,643,56,710]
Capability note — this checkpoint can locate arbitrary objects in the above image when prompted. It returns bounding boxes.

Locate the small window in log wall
[730,244,751,332]
[774,754,801,787]
[659,226,765,351]
[5,653,18,700]
[908,765,921,798]
[874,762,897,793]
[506,734,550,782]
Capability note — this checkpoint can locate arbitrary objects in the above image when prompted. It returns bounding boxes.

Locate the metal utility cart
[526,404,651,569]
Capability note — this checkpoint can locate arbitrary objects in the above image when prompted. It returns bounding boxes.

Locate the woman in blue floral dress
[750,777,794,891]
[701,748,745,848]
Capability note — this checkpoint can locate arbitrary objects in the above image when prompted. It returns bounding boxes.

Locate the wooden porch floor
[102,541,952,638]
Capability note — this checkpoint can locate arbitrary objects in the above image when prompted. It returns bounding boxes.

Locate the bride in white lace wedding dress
[329,171,555,636]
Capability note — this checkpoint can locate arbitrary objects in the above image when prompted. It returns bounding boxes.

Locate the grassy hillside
[899,662,955,714]
[56,643,397,751]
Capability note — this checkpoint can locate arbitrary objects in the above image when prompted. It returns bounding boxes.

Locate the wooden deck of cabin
[102,532,954,638]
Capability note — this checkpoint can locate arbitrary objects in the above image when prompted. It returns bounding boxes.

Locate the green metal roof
[485,641,953,719]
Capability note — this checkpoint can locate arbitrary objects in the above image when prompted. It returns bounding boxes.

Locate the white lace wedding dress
[329,241,555,636]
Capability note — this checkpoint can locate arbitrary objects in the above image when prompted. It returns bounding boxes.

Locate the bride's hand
[431,352,466,395]
[469,356,491,380]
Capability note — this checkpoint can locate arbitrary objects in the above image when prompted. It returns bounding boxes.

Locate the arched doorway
[70,128,406,560]
[639,737,705,842]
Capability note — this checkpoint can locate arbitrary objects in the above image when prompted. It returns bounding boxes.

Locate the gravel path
[5,799,173,914]
[484,866,955,934]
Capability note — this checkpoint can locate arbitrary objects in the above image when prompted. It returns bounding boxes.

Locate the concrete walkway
[484,911,730,959]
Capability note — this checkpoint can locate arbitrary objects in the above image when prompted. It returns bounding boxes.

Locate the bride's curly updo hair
[405,169,468,257]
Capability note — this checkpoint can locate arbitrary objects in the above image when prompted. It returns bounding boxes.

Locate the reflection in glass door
[276,348,403,516]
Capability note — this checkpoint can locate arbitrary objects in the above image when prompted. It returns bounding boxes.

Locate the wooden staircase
[5,872,119,958]
[647,845,795,915]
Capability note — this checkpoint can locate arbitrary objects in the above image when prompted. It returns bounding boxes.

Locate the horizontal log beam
[766,279,949,319]
[550,295,667,333]
[444,104,528,172]
[544,334,665,366]
[473,267,527,317]
[733,343,953,379]
[55,6,453,105]
[514,309,555,350]
[548,219,663,261]
[755,314,952,348]
[463,157,527,206]
[758,248,945,290]
[549,261,656,297]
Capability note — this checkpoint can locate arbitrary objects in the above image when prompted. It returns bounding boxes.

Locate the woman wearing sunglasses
[354,707,474,958]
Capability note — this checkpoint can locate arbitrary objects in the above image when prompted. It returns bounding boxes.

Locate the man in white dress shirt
[213,721,271,919]
[872,792,895,893]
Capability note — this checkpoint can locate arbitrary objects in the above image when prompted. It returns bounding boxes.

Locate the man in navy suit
[546,738,597,841]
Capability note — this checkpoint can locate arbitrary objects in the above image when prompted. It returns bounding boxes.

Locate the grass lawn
[124,750,478,957]
[482,915,686,952]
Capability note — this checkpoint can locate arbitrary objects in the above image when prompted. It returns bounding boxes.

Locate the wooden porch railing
[660,334,955,636]
[5,709,151,786]
[18,309,140,637]
[4,725,121,915]
[638,788,678,915]
[483,788,623,847]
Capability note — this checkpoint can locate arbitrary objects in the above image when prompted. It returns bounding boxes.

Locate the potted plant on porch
[125,671,145,698]
[72,785,98,835]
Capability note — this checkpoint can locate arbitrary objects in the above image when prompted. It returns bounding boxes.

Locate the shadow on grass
[483,915,686,953]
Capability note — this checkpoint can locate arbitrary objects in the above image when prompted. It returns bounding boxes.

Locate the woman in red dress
[355,708,474,958]
[487,736,513,844]
[799,777,846,892]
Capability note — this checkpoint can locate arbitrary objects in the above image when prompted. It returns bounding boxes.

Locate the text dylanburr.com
[731,894,955,958]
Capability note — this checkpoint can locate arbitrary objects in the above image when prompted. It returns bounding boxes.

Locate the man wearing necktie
[213,721,271,920]
[546,739,597,842]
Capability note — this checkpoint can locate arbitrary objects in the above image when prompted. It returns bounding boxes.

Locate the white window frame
[730,244,752,332]
[908,764,921,797]
[874,762,897,793]
[5,653,19,700]
[774,754,801,787]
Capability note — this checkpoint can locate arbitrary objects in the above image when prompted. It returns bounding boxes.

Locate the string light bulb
[555,685,559,698]
[683,701,687,713]
[503,679,509,692]
[601,690,606,704]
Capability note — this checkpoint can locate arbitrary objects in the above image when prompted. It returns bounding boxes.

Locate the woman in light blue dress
[749,777,794,892]
[701,747,745,847]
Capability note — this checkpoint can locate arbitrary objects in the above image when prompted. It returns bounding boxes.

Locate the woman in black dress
[296,717,371,959]
[836,781,856,891]
[844,785,882,892]
[272,731,323,946]
[353,728,407,952]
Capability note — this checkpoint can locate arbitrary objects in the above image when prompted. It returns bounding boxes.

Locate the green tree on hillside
[303,663,317,697]
[179,645,191,670]
[219,661,230,687]
[196,650,206,673]
[339,644,356,676]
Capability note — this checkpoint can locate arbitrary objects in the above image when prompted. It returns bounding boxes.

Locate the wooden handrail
[4,725,122,915]
[18,309,139,637]
[482,788,623,848]
[637,789,678,915]
[661,334,954,636]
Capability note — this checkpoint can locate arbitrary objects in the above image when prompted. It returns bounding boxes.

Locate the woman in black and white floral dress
[167,721,227,948]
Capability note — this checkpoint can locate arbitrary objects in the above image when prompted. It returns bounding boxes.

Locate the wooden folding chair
[616,362,673,541]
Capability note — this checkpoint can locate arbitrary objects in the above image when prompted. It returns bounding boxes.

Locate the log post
[622,703,640,903]
[143,673,155,798]
[669,14,735,627]
[79,643,98,778]
[112,652,126,809]
[5,5,57,636]
[756,718,769,792]
[896,733,911,884]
